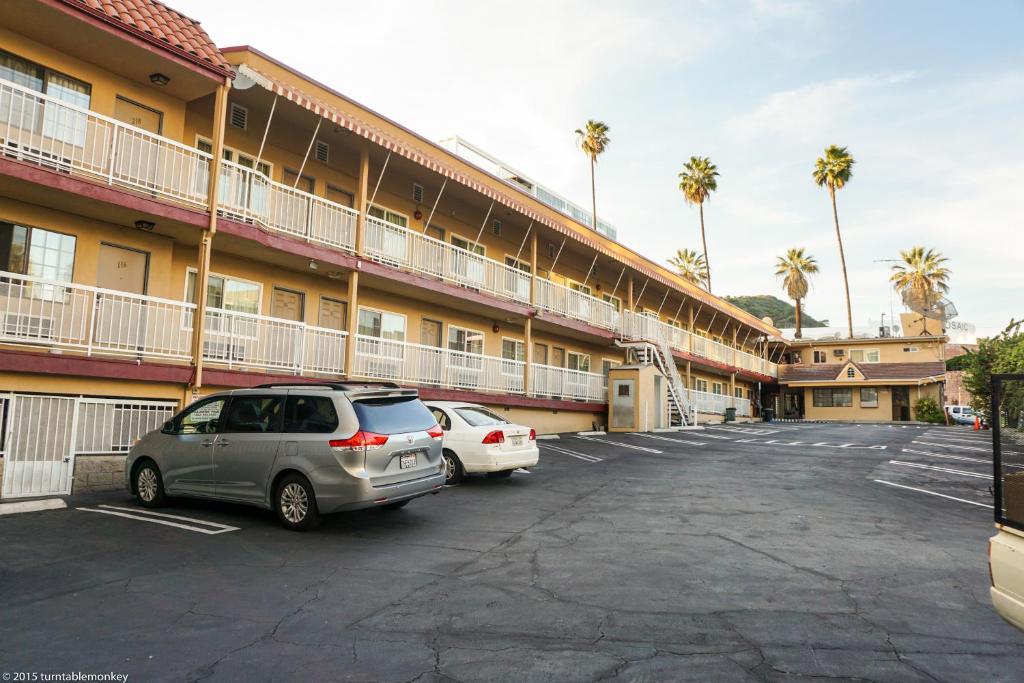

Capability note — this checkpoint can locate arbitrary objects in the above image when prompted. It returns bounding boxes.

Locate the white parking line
[874,480,993,508]
[913,440,990,453]
[538,443,602,462]
[574,435,663,453]
[901,448,995,466]
[887,460,989,479]
[77,505,240,534]
[628,433,707,446]
[696,433,735,440]
[706,426,780,436]
[921,433,990,443]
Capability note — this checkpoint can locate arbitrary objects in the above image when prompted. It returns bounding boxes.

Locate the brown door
[551,346,565,368]
[283,169,315,194]
[114,96,163,133]
[425,225,445,242]
[420,319,442,347]
[96,243,148,294]
[325,185,354,208]
[533,342,548,365]
[318,297,346,330]
[271,287,304,322]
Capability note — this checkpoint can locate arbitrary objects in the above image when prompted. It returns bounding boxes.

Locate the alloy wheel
[280,482,309,523]
[137,467,158,502]
[444,455,457,482]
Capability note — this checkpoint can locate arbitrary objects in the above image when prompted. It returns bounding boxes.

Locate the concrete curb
[0,498,67,516]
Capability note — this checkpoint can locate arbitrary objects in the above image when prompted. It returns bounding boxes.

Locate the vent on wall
[315,140,329,163]
[413,183,424,204]
[491,219,502,236]
[229,103,248,130]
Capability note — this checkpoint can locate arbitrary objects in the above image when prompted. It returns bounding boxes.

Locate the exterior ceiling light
[134,220,155,231]
[308,259,318,271]
[149,73,170,86]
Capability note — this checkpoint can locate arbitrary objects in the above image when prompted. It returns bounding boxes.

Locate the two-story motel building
[0,0,788,498]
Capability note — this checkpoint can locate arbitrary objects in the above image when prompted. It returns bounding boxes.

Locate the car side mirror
[161,420,174,434]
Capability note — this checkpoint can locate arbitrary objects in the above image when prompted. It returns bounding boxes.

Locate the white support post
[254,94,278,171]
[294,116,322,188]
[368,150,392,208]
[579,253,600,290]
[471,200,495,252]
[512,221,534,263]
[421,177,448,233]
[547,237,568,279]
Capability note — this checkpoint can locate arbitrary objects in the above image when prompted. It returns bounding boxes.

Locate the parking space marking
[912,440,990,453]
[574,435,663,453]
[901,448,992,466]
[874,480,993,508]
[921,433,990,443]
[727,438,886,450]
[77,505,240,535]
[706,426,780,436]
[887,460,989,479]
[538,443,602,463]
[628,433,707,446]
[696,433,736,440]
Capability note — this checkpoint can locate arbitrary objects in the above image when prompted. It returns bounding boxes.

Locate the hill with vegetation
[725,295,828,328]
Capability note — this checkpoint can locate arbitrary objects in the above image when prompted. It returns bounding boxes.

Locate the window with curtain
[0,50,91,146]
[849,349,881,363]
[860,388,879,408]
[448,326,484,355]
[501,339,525,362]
[0,222,76,282]
[368,205,408,228]
[567,352,591,372]
[186,270,260,314]
[357,308,405,341]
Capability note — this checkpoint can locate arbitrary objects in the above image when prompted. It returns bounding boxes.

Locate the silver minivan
[124,382,446,530]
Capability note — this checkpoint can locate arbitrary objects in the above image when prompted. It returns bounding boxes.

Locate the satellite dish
[902,290,958,322]
[762,316,774,326]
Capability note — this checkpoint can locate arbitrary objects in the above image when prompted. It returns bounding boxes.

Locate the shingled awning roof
[63,0,232,77]
[780,362,946,383]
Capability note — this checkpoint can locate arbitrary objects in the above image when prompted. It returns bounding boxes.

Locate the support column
[529,230,538,305]
[688,305,695,354]
[730,371,737,408]
[187,78,230,403]
[344,146,371,376]
[523,315,533,397]
[685,360,692,392]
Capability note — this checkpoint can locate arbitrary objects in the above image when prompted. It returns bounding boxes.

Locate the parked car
[125,382,446,530]
[425,401,538,484]
[946,404,976,425]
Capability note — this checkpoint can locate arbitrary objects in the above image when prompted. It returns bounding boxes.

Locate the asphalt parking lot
[2,422,1022,682]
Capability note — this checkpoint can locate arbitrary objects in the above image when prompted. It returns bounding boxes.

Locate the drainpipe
[344,146,370,376]
[187,77,230,403]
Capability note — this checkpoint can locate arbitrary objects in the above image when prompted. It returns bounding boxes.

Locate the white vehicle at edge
[425,401,538,484]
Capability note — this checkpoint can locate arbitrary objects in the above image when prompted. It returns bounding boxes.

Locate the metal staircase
[618,339,694,427]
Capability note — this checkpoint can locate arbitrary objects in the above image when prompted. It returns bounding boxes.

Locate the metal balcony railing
[351,335,525,394]
[202,307,346,376]
[0,78,211,208]
[534,279,620,331]
[529,363,607,402]
[621,310,777,377]
[218,160,358,251]
[363,216,532,304]
[0,270,195,360]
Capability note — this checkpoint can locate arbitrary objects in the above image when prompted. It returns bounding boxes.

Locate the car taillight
[427,425,444,441]
[529,428,536,441]
[481,430,505,445]
[329,431,389,452]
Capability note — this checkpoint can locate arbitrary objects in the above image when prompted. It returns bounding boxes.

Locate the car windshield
[351,396,436,434]
[455,406,509,427]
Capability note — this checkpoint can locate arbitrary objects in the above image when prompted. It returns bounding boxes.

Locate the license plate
[400,454,417,469]
[511,436,524,447]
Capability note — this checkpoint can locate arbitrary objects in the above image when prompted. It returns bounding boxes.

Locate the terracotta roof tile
[63,0,231,75]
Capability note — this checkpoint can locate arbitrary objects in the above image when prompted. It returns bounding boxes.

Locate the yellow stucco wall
[800,382,941,422]
[788,336,944,365]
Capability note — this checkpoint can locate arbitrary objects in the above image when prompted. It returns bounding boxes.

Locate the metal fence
[993,374,1024,532]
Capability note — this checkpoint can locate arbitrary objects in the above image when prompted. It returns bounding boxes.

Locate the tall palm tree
[667,248,709,289]
[574,120,610,233]
[813,144,855,338]
[890,246,951,313]
[775,248,819,339]
[678,156,719,292]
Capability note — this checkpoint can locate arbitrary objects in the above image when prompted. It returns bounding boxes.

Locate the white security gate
[0,395,177,499]
[1,395,78,498]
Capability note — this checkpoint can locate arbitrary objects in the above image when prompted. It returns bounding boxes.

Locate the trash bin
[763,408,774,422]
[724,407,737,422]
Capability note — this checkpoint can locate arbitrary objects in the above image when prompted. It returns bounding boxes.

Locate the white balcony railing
[0,270,194,360]
[529,363,607,402]
[535,279,620,331]
[352,335,525,394]
[202,307,346,376]
[690,390,730,416]
[621,310,777,377]
[218,160,357,251]
[363,216,531,304]
[0,78,211,208]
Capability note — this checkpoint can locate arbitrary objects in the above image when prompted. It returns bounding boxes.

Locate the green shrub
[914,397,945,424]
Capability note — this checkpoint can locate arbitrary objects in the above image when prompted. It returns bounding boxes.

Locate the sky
[175,0,1023,337]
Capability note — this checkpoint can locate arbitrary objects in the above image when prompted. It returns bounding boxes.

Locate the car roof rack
[252,381,403,391]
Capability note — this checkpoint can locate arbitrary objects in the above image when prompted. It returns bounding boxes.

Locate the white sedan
[425,401,539,484]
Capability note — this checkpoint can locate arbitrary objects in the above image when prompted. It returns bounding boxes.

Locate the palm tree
[574,120,610,233]
[775,248,819,339]
[890,246,951,313]
[813,144,855,338]
[678,156,719,292]
[668,248,709,289]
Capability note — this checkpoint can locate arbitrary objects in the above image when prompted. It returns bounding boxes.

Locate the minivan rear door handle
[201,440,215,448]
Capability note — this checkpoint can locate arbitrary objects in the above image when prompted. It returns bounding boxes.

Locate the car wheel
[275,473,320,531]
[383,500,410,510]
[443,450,464,485]
[134,460,166,507]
